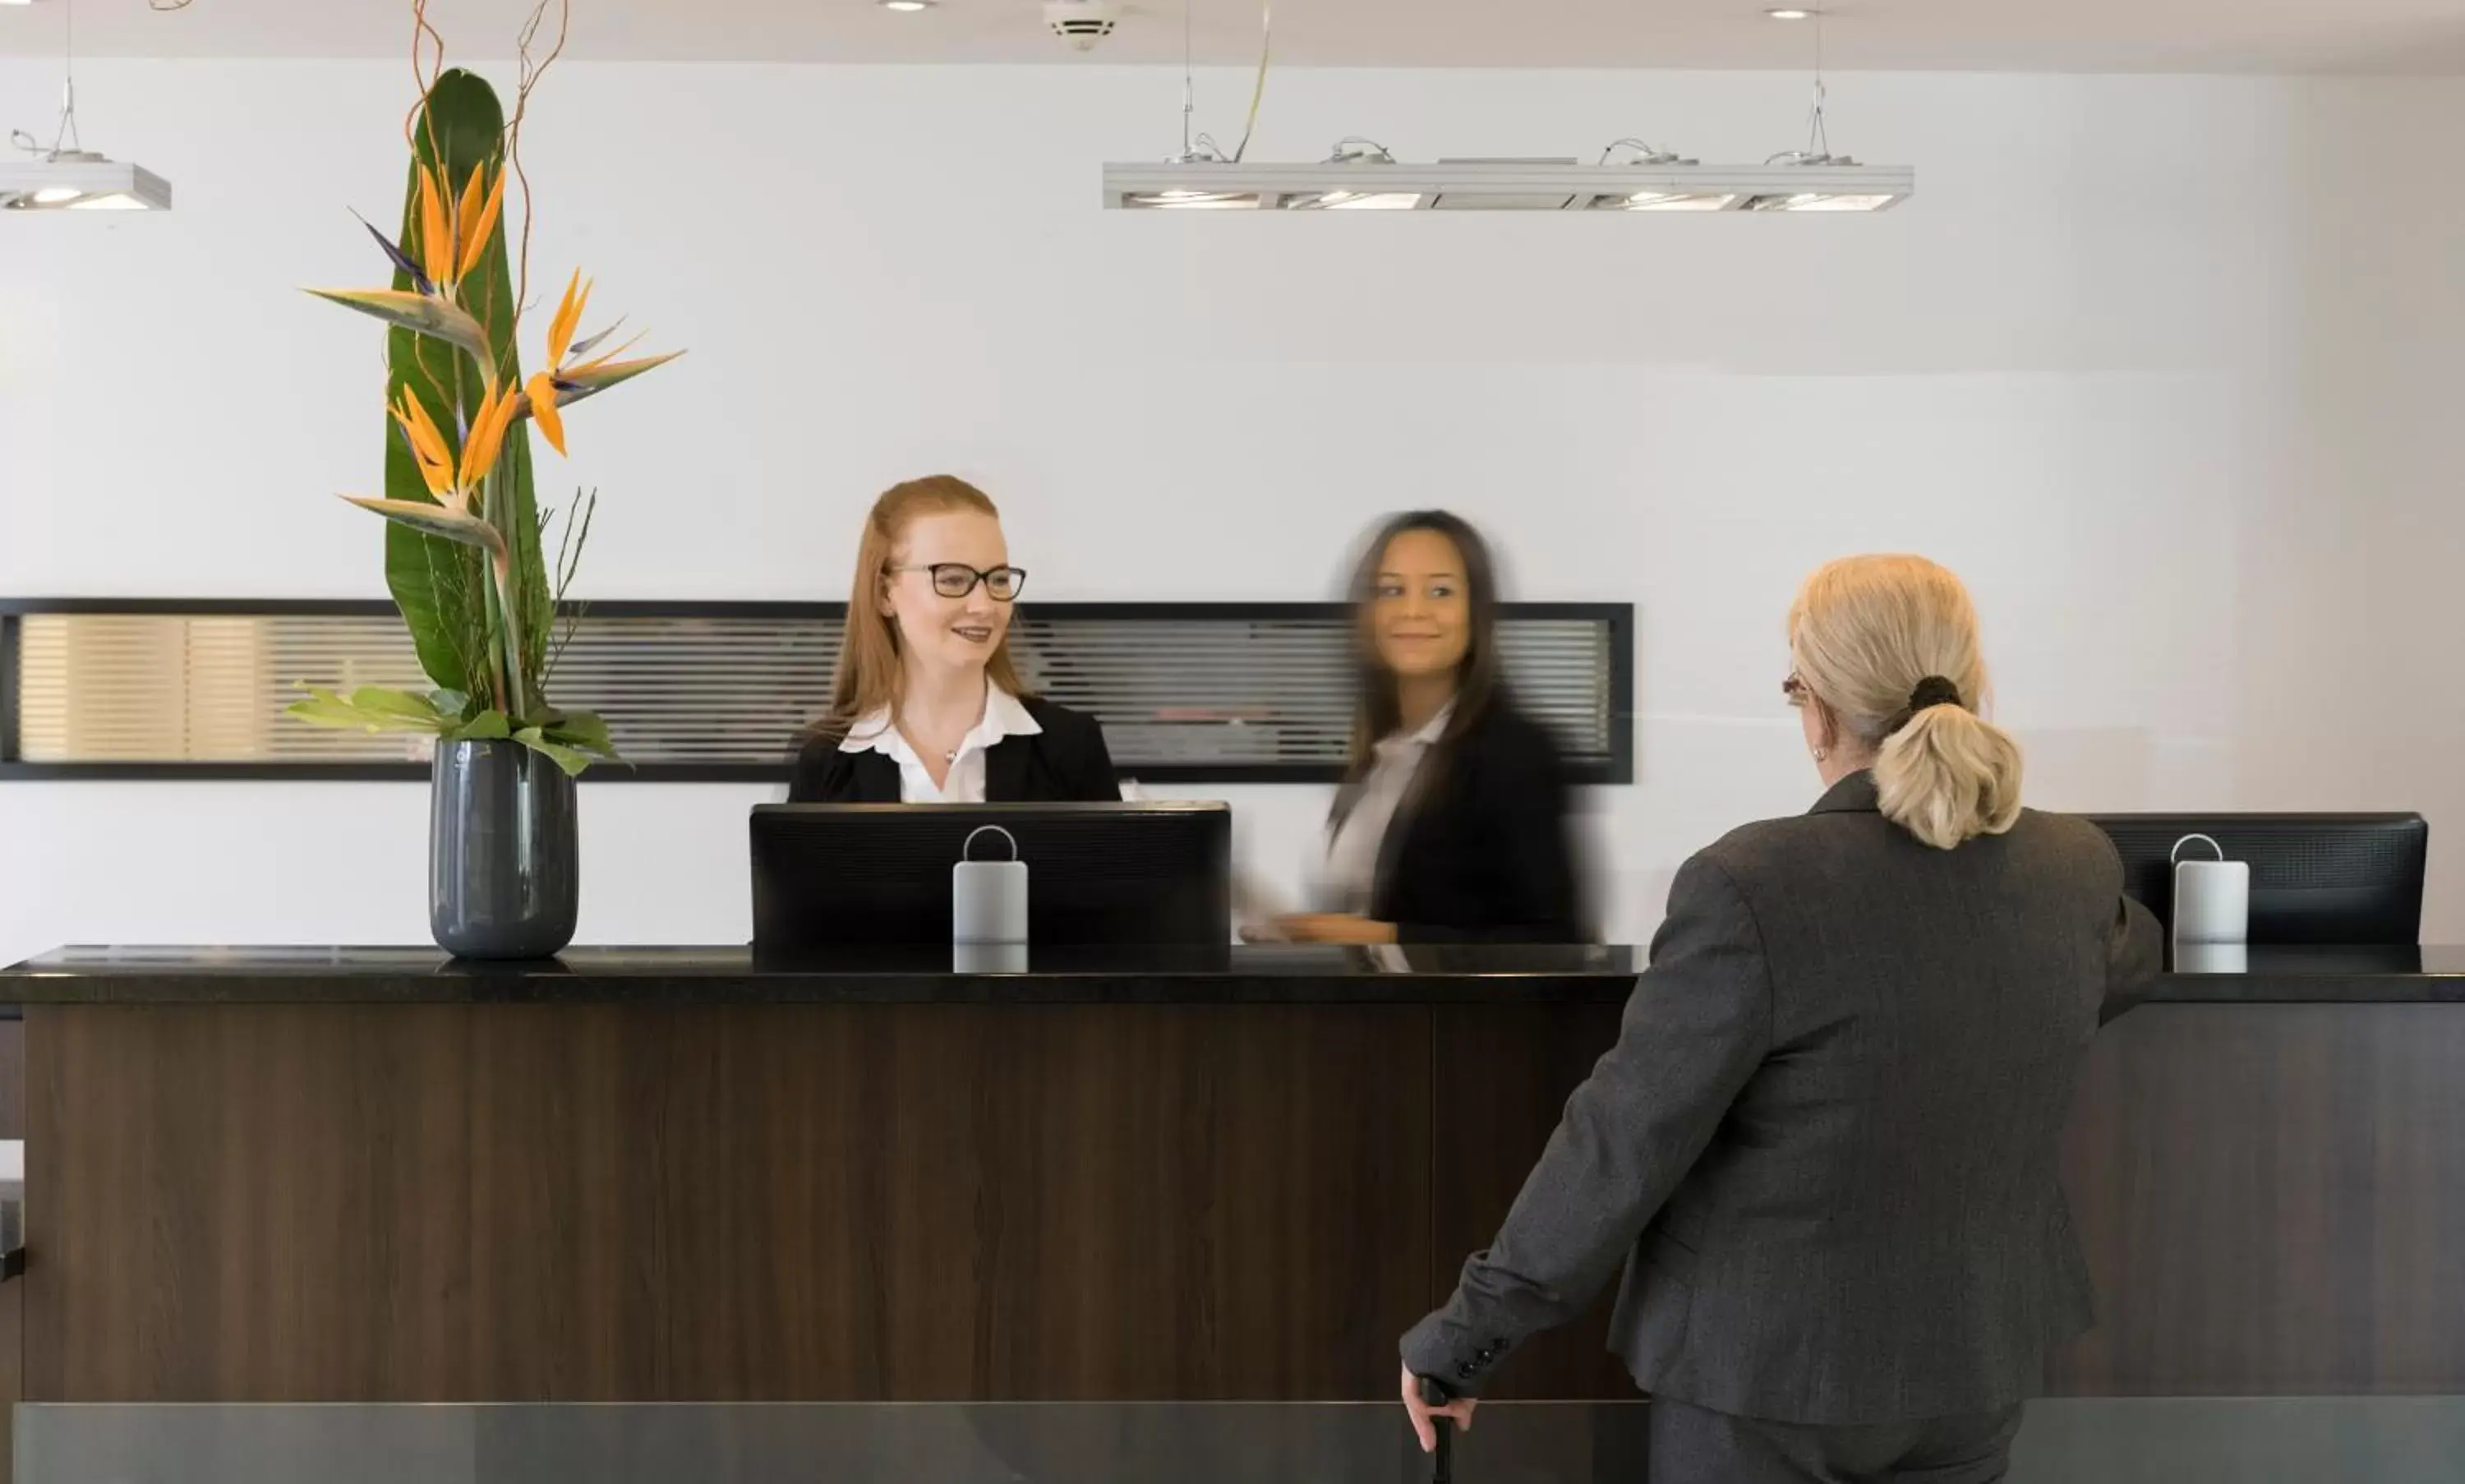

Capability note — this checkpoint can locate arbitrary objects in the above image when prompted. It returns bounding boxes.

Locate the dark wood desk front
[0,944,2458,1412]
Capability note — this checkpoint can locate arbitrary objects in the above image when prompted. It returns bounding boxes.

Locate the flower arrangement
[290,2,678,774]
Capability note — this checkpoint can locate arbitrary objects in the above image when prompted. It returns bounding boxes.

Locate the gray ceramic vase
[430,739,578,960]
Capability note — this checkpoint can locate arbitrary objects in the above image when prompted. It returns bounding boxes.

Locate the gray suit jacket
[1401,772,2163,1424]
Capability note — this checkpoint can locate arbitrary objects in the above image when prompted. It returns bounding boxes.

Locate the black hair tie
[1887,675,1964,735]
[1908,675,1962,712]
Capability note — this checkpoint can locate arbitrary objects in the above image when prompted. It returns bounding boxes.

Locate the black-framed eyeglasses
[892,564,1028,601]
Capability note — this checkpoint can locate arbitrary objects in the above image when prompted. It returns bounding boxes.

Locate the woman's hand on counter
[1401,1362,1476,1454]
[1274,914,1400,946]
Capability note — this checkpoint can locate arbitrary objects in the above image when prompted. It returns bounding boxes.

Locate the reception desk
[0,944,1641,1411]
[0,944,2458,1449]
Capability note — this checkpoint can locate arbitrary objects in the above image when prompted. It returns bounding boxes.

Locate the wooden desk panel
[638,1004,1435,1400]
[21,991,2465,1408]
[1431,1002,1630,1399]
[25,1006,470,1401]
[2051,1003,2465,1394]
[25,1002,1435,1403]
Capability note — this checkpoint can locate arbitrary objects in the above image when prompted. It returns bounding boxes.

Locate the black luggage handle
[1418,1375,1454,1484]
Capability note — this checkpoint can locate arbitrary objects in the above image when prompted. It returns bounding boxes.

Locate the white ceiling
[2,0,2459,74]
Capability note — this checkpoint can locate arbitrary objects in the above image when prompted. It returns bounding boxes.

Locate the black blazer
[1356,702,1588,945]
[786,696,1118,804]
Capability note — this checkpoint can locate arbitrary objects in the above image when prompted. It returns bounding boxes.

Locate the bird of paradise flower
[291,77,681,776]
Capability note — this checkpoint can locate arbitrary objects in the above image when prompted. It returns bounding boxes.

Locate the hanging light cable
[1748,7,1900,210]
[1125,0,1269,208]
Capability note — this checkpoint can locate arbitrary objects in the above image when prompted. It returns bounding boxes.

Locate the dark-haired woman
[1274,511,1588,946]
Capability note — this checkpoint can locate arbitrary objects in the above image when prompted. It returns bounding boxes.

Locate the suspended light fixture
[1589,139,1733,212]
[1099,1,1910,214]
[1279,138,1423,211]
[1113,0,1281,210]
[1738,5,1899,213]
[1,0,173,214]
[1103,154,1910,212]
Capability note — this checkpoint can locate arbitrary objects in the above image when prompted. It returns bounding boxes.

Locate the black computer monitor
[2080,812,2428,945]
[750,802,1232,951]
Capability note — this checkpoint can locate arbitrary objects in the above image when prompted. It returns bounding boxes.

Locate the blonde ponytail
[1874,703,2024,850]
[1787,555,2025,851]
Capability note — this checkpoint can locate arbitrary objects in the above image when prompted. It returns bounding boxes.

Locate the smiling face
[880,508,1013,681]
[1370,527,1472,682]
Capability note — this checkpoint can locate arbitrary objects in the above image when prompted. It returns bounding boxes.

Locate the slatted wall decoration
[0,601,1633,785]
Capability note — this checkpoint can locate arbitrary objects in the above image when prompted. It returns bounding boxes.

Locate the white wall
[2,58,2461,961]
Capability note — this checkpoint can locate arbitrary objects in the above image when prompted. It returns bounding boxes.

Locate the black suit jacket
[786,696,1118,804]
[1358,703,1588,945]
[1402,771,2165,1423]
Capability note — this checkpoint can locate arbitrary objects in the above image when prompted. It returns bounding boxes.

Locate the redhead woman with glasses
[788,476,1117,804]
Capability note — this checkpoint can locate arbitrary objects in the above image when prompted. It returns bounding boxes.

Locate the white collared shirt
[838,684,1044,804]
[1317,703,1454,915]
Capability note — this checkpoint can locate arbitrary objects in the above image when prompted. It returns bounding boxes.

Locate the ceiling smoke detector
[1044,0,1119,51]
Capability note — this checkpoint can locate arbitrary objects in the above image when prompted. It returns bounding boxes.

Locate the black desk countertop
[0,943,1645,1005]
[2113,943,2465,1007]
[2,943,2463,1007]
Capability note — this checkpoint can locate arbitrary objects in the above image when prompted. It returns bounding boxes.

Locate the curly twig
[403,0,445,147]
[503,0,572,320]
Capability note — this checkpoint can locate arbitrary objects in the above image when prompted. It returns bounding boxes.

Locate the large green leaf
[385,69,524,704]
[541,709,621,763]
[546,710,614,750]
[339,685,452,721]
[332,68,614,774]
[445,709,513,742]
[514,726,595,777]
[285,685,449,734]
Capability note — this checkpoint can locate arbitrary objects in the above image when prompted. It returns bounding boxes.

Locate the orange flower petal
[458,382,514,489]
[396,387,454,468]
[396,433,452,496]
[525,372,568,457]
[453,164,487,274]
[417,167,450,290]
[458,166,506,281]
[546,270,591,368]
[485,383,521,472]
[391,388,456,495]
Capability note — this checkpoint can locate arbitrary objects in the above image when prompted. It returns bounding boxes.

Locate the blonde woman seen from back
[1785,553,2024,849]
[787,477,1117,804]
[1400,554,2160,1484]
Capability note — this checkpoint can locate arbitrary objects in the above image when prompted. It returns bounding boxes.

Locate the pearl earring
[1813,746,1829,763]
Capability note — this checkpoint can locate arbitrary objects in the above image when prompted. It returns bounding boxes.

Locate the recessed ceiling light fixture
[1766,8,1818,20]
[878,0,935,11]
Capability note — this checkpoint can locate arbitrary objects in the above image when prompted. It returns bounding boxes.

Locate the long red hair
[813,476,1033,742]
